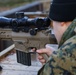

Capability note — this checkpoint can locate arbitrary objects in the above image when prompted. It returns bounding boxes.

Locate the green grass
[0,0,35,7]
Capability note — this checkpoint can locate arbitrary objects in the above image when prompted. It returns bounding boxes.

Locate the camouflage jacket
[38,18,76,75]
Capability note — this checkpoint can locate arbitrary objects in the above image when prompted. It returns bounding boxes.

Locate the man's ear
[61,21,72,27]
[61,22,66,26]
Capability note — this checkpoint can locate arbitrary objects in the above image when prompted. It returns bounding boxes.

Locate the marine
[36,0,76,75]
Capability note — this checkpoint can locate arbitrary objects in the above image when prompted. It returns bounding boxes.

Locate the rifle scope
[0,12,51,33]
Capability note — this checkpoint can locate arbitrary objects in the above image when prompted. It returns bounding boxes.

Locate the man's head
[49,0,76,43]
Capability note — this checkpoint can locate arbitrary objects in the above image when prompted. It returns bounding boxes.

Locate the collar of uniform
[58,18,76,48]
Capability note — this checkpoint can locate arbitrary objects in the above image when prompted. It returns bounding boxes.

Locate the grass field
[0,0,35,7]
[0,0,35,11]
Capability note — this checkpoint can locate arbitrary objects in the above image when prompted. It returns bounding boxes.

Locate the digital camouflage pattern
[38,18,76,75]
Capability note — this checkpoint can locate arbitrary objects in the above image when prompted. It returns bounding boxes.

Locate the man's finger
[36,49,48,54]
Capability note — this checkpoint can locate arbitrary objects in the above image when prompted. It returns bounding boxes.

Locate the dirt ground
[0,7,11,12]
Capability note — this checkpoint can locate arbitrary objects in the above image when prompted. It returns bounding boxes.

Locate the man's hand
[36,45,56,65]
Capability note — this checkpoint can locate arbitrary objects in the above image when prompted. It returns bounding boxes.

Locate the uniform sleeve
[50,41,76,75]
[38,37,76,75]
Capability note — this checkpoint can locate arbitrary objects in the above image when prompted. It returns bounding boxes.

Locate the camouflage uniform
[38,18,76,75]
